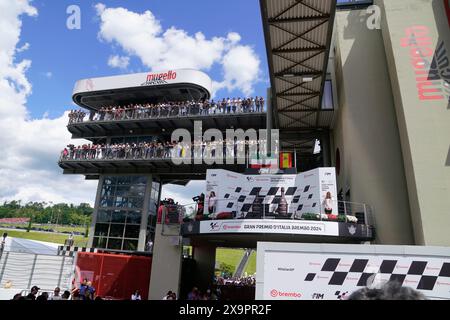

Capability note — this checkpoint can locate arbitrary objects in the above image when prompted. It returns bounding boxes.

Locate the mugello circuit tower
[59,0,450,299]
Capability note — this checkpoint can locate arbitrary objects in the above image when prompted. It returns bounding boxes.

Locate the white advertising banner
[257,243,450,300]
[198,219,339,236]
[205,168,338,218]
[73,69,212,96]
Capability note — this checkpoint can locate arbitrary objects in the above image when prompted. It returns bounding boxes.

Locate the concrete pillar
[148,220,183,300]
[266,88,273,155]
[87,176,104,248]
[138,175,153,251]
[192,245,216,291]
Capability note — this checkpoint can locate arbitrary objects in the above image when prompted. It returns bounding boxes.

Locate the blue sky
[20,0,269,119]
[0,0,269,206]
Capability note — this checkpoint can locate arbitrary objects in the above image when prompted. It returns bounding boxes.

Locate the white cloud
[161,181,205,206]
[95,3,261,96]
[16,42,30,53]
[107,55,130,69]
[0,0,97,206]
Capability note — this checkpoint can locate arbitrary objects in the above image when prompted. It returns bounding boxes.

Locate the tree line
[0,200,93,226]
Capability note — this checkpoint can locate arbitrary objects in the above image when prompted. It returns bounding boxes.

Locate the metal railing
[0,251,74,293]
[68,103,266,125]
[58,145,262,165]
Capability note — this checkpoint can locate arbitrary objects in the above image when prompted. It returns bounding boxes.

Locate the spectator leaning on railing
[60,139,267,162]
[67,96,265,124]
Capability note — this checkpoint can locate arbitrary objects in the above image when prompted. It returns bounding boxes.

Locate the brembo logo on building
[269,289,302,299]
[141,70,177,86]
[401,25,450,102]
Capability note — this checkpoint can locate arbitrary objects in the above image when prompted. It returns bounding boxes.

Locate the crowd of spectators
[60,139,267,161]
[186,287,220,300]
[215,275,256,287]
[12,286,72,301]
[68,97,265,124]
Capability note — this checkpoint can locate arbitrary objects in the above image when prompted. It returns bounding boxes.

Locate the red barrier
[76,252,152,300]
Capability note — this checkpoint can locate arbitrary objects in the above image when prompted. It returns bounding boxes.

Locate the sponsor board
[205,168,338,218]
[257,243,450,300]
[198,219,339,236]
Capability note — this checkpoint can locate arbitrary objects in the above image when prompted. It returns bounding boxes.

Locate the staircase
[234,249,254,278]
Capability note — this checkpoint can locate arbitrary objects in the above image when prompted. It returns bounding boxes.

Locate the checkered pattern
[57,246,98,257]
[304,258,450,291]
[224,185,318,218]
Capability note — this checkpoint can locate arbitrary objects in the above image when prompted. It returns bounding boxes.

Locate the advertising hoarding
[205,168,338,218]
[256,242,450,300]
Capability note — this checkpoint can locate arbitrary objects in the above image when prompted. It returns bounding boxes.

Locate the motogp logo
[209,222,220,231]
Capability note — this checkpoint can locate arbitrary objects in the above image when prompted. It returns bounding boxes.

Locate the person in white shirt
[131,290,141,300]
[50,287,62,300]
[323,192,333,214]
[208,192,217,216]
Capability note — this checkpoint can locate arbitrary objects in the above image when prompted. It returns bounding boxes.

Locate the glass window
[115,186,129,197]
[117,176,131,185]
[100,196,115,208]
[123,240,138,251]
[94,223,109,237]
[103,177,117,185]
[109,224,125,238]
[337,0,373,7]
[132,176,148,185]
[97,210,111,223]
[93,237,107,249]
[322,80,334,110]
[115,196,128,208]
[128,185,145,198]
[107,238,122,250]
[101,185,115,198]
[126,211,142,225]
[128,197,144,209]
[110,210,126,223]
[124,225,140,239]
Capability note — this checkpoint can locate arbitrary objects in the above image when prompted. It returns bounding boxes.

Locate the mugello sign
[142,70,177,86]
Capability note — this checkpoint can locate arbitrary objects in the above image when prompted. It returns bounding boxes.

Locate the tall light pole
[49,201,54,225]
[0,232,7,259]
[55,209,61,228]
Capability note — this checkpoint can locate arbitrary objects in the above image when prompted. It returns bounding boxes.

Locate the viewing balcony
[58,152,250,181]
[67,107,267,139]
[158,199,375,247]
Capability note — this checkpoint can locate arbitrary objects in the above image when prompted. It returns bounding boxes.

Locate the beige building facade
[331,0,450,246]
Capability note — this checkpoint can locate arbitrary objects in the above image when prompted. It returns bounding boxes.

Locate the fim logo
[312,293,324,300]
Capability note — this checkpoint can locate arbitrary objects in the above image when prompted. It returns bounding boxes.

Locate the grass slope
[0,229,87,247]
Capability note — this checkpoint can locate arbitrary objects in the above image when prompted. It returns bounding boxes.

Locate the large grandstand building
[57,0,450,299]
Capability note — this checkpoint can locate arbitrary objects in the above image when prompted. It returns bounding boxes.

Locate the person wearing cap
[26,286,40,300]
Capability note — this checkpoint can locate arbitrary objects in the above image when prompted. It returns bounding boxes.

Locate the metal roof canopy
[260,0,336,153]
[73,83,211,112]
[72,69,213,111]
